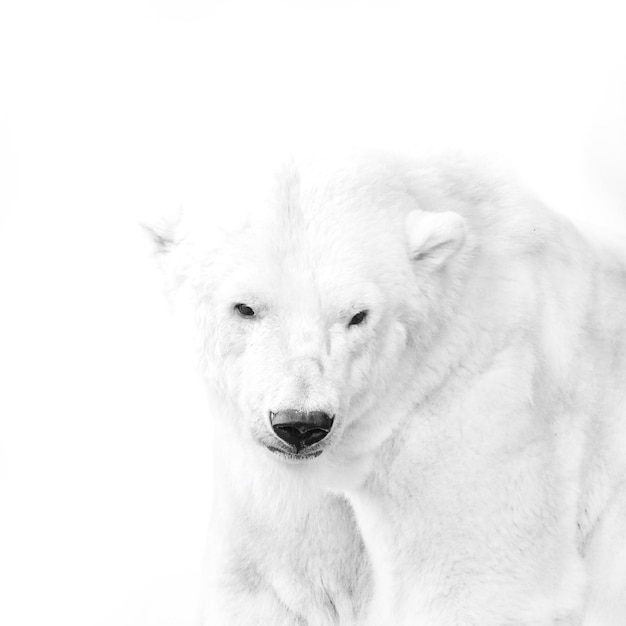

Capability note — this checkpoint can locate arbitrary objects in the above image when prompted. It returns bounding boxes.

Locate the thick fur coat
[151,155,626,625]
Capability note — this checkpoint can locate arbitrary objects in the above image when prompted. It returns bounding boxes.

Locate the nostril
[270,410,334,450]
[302,429,328,447]
[273,425,304,446]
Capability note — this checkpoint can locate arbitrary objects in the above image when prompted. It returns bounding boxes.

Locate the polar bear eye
[348,310,368,327]
[234,303,255,318]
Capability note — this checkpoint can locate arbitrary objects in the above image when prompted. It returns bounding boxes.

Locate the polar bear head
[148,158,470,467]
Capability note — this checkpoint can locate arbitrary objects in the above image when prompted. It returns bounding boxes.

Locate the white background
[0,1,625,625]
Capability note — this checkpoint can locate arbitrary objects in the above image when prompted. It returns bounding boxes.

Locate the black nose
[270,410,334,450]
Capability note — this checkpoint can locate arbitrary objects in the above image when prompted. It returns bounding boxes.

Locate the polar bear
[148,154,626,625]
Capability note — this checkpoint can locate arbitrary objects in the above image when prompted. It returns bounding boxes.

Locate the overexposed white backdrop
[0,2,625,625]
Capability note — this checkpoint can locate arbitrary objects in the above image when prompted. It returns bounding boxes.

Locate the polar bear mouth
[265,445,324,461]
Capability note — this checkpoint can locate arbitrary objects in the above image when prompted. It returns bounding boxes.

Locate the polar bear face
[152,162,467,465]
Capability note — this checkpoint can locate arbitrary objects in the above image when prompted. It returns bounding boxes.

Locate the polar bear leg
[201,581,307,626]
[583,485,626,626]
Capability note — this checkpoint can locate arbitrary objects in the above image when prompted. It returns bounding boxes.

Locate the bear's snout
[269,409,334,451]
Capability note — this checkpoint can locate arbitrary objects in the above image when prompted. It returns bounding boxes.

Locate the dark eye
[348,310,368,326]
[234,303,255,317]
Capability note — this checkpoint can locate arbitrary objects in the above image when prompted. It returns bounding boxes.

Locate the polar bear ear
[405,210,467,269]
[140,208,183,256]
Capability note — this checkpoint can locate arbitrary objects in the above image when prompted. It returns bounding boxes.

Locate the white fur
[150,154,626,625]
